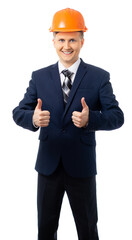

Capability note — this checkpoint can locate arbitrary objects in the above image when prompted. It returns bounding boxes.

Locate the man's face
[53,32,84,68]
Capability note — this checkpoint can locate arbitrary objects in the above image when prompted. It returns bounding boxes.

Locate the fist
[72,97,89,128]
[33,99,50,127]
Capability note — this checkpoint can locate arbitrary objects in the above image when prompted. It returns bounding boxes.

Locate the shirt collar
[58,58,81,75]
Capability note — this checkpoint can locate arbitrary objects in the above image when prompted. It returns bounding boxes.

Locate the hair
[53,31,84,39]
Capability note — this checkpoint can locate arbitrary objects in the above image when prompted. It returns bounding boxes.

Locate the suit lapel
[50,62,64,110]
[63,60,87,118]
[49,60,88,119]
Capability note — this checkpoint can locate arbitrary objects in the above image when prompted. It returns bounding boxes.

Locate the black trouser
[37,161,99,240]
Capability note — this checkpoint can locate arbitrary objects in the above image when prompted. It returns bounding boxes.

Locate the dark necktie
[62,69,73,105]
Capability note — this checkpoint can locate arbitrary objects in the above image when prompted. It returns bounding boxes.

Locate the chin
[62,56,75,62]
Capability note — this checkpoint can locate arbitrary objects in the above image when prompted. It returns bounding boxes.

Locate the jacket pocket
[80,134,96,146]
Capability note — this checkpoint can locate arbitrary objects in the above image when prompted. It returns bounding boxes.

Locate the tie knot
[62,69,73,78]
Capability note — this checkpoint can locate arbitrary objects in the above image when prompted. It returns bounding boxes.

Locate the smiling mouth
[62,51,73,55]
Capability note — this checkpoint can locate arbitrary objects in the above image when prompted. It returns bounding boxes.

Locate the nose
[64,40,71,49]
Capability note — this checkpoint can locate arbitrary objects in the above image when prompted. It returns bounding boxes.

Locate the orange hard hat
[49,8,88,32]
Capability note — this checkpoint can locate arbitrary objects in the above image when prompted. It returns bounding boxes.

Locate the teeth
[63,51,72,54]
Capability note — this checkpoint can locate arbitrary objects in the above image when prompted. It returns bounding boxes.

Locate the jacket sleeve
[87,72,124,131]
[12,72,39,132]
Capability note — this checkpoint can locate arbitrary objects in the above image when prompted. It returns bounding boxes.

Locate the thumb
[36,98,42,110]
[81,97,87,110]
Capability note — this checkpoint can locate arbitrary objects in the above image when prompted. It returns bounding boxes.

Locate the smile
[62,51,73,55]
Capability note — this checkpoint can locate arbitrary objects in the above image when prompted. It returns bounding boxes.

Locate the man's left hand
[72,97,89,128]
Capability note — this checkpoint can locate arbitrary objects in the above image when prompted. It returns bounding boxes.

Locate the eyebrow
[58,38,76,40]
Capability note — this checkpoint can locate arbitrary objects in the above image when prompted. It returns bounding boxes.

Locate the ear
[52,38,55,47]
[81,38,84,48]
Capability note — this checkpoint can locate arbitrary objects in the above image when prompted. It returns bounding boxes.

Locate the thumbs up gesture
[33,99,50,127]
[72,97,89,128]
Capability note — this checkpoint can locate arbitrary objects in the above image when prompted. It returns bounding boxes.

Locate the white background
[0,0,132,239]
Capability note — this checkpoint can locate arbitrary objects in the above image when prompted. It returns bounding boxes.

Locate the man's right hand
[33,99,50,127]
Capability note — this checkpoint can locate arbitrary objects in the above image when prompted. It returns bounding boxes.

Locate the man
[13,8,124,240]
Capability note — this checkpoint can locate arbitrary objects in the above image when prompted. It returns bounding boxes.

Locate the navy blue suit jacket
[13,59,124,177]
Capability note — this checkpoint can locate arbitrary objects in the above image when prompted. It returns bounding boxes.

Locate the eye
[59,39,65,43]
[70,39,76,42]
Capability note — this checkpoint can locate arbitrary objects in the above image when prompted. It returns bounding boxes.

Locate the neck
[59,59,79,68]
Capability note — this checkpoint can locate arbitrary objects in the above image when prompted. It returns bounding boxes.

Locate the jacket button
[62,128,65,133]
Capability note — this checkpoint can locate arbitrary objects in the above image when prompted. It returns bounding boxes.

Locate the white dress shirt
[58,58,81,86]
